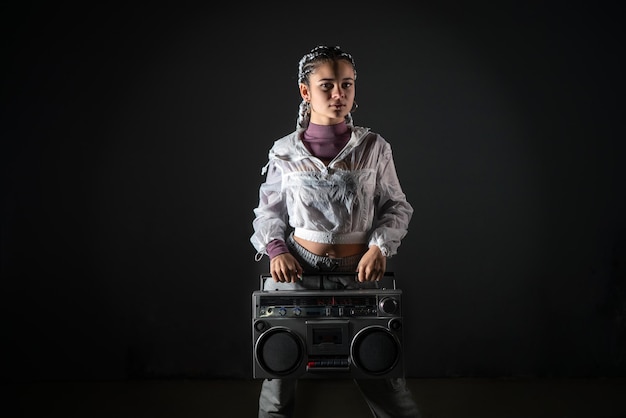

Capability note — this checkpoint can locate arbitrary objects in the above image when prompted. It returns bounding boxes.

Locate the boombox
[252,273,405,379]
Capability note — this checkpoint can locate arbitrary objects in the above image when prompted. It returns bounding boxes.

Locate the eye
[320,83,334,91]
[342,82,353,89]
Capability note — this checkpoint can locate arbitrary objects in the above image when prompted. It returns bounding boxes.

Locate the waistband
[294,228,368,244]
[287,233,363,271]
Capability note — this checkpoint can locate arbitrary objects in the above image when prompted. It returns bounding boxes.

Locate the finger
[295,262,303,279]
[356,266,364,282]
[276,261,291,282]
[368,267,381,282]
[276,264,290,282]
[280,265,293,282]
[280,268,291,283]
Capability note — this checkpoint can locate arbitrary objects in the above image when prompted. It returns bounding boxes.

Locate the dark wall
[3,2,625,381]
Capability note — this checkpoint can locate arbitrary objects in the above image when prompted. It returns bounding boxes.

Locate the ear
[299,83,310,101]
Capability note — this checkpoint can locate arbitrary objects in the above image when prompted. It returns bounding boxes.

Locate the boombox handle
[259,272,396,291]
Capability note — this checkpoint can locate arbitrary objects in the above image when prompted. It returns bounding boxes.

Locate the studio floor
[6,377,626,418]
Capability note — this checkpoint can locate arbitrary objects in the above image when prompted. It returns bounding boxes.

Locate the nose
[332,85,345,98]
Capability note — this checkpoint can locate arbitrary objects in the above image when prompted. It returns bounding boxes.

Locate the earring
[351,101,359,112]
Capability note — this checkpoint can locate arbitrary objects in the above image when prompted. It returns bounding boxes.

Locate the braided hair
[296,45,357,130]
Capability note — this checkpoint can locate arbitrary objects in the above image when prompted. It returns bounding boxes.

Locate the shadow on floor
[6,377,626,418]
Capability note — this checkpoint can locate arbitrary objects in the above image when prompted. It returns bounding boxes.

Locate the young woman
[250,45,420,417]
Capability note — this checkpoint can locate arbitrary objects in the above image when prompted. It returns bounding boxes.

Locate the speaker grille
[351,326,400,374]
[256,327,304,375]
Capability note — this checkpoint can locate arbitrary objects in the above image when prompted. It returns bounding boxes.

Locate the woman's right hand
[270,253,303,283]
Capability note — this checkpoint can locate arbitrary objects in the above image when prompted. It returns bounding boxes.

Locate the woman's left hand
[356,246,386,282]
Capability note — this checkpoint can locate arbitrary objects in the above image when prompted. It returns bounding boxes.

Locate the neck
[302,121,351,160]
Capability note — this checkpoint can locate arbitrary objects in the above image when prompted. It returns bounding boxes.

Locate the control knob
[379,297,399,314]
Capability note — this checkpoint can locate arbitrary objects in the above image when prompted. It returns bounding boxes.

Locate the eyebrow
[317,77,355,82]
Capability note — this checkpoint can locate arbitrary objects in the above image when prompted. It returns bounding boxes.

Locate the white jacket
[250,126,413,259]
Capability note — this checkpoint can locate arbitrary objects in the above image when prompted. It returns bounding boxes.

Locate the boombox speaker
[252,273,405,379]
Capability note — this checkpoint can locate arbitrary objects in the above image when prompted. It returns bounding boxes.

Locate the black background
[2,2,625,381]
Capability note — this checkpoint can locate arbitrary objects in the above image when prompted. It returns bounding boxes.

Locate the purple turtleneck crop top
[266,121,351,259]
[301,121,351,160]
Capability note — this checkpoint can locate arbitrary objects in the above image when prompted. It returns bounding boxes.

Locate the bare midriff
[294,236,368,259]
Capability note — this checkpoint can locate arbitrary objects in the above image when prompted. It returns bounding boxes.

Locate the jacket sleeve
[250,159,289,259]
[367,142,414,257]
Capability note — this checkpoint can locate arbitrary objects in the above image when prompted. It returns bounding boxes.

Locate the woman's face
[300,59,355,126]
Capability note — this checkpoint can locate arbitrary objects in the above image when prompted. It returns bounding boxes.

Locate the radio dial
[379,297,399,314]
